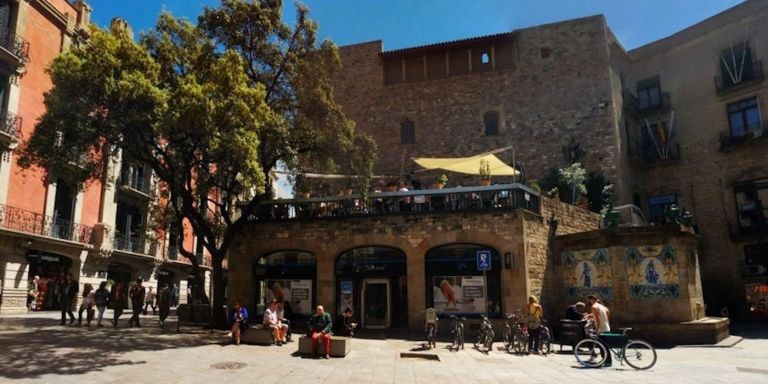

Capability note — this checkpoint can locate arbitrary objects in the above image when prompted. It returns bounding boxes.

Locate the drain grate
[210,361,248,370]
[400,352,440,361]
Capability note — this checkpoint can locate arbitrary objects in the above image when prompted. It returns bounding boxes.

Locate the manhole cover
[210,361,248,370]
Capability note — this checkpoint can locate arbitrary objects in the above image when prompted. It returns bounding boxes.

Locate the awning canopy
[412,152,518,176]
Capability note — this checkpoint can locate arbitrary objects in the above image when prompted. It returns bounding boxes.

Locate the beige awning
[412,152,518,176]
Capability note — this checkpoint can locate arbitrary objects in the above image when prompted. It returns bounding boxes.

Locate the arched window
[400,119,415,144]
[483,111,499,135]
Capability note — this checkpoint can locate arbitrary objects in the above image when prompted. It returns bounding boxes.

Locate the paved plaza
[1,312,767,384]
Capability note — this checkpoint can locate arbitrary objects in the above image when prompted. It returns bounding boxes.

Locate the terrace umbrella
[412,146,519,177]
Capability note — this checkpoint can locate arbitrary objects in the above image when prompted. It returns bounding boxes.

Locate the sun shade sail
[412,153,518,176]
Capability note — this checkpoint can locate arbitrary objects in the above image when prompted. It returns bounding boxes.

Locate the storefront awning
[412,150,519,176]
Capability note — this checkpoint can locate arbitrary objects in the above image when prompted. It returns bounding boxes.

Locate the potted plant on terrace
[434,173,448,189]
[479,159,492,186]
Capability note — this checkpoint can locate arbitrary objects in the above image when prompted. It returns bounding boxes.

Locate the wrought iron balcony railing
[0,203,94,243]
[113,232,157,256]
[167,245,179,260]
[0,111,21,143]
[628,139,681,164]
[0,31,30,64]
[249,183,540,222]
[715,61,764,94]
[719,123,767,151]
[624,91,671,114]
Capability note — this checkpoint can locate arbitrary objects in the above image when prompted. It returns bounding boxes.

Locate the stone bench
[240,324,275,345]
[297,335,350,357]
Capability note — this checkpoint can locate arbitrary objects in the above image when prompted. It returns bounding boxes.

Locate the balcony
[250,183,540,222]
[0,111,21,149]
[719,124,767,152]
[728,221,767,242]
[113,232,157,256]
[715,61,764,95]
[118,165,151,198]
[0,203,94,243]
[628,139,681,165]
[0,31,30,68]
[623,91,672,115]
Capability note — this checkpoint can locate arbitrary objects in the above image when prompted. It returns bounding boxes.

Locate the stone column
[315,250,335,315]
[406,245,425,330]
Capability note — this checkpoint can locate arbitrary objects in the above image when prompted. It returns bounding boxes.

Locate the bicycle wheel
[483,329,494,352]
[622,340,657,370]
[574,339,607,368]
[539,329,551,356]
[513,330,527,354]
[459,325,465,349]
[502,325,511,350]
[474,332,483,348]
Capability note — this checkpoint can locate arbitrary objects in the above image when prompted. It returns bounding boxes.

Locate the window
[480,52,490,64]
[745,244,768,277]
[735,178,768,232]
[400,119,415,144]
[636,77,662,110]
[727,97,762,138]
[483,111,499,135]
[720,42,755,88]
[648,194,677,223]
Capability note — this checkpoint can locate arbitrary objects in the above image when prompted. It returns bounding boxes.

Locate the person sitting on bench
[263,300,287,346]
[308,305,333,359]
[230,301,248,345]
[334,307,357,337]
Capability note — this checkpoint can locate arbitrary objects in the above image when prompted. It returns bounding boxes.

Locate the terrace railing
[0,203,94,243]
[251,183,540,222]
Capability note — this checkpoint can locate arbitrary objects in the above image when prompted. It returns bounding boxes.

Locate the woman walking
[93,282,110,327]
[526,295,544,354]
[111,282,127,328]
[78,283,95,326]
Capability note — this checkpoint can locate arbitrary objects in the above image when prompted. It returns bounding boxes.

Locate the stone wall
[334,16,629,201]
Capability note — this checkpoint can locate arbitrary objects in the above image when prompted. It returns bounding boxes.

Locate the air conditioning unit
[746,265,767,276]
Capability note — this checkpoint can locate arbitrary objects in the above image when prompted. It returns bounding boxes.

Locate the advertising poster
[432,276,486,313]
[265,279,312,315]
[339,281,354,315]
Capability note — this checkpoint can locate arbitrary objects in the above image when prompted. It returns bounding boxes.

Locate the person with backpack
[93,281,110,327]
[77,283,95,327]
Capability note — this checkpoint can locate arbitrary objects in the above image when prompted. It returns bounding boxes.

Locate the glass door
[362,279,390,329]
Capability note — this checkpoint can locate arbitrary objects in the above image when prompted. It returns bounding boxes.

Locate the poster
[432,276,486,313]
[265,279,312,315]
[338,281,354,315]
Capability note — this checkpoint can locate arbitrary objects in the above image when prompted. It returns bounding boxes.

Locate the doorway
[362,279,390,329]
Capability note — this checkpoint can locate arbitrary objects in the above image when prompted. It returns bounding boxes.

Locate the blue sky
[87,0,746,51]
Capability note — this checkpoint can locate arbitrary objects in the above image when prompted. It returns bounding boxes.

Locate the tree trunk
[211,256,228,329]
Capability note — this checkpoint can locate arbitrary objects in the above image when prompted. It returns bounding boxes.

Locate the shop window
[27,251,73,311]
[648,194,677,223]
[425,244,501,317]
[734,178,768,232]
[400,119,415,144]
[636,77,662,110]
[253,250,316,317]
[483,111,499,136]
[727,97,762,139]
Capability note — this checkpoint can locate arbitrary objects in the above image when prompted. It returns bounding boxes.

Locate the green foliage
[558,162,587,203]
[437,173,448,185]
[585,172,615,213]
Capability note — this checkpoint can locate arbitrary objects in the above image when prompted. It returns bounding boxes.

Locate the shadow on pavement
[731,322,768,339]
[0,315,224,380]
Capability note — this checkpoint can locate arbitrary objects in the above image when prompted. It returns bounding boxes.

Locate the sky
[86,0,747,51]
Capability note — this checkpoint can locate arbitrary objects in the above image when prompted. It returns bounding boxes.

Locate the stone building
[331,0,768,318]
[0,3,209,313]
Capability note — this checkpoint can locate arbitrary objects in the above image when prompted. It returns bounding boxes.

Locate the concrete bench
[240,324,275,345]
[298,335,350,357]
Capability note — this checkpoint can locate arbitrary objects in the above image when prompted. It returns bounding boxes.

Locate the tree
[20,1,374,327]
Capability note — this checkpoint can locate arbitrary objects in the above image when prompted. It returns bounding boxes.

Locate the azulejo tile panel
[626,245,679,299]
[561,248,612,300]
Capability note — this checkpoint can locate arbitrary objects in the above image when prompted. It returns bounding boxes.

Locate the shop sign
[265,279,313,315]
[476,250,491,271]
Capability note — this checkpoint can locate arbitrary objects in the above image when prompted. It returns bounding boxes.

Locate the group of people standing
[38,275,175,329]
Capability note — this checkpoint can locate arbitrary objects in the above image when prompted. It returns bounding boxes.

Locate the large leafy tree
[20,1,374,327]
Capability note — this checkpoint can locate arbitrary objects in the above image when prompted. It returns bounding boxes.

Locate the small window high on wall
[483,111,499,135]
[400,119,415,144]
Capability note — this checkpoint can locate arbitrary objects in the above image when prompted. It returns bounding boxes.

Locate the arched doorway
[425,244,502,317]
[336,246,408,329]
[26,251,73,311]
[253,250,316,321]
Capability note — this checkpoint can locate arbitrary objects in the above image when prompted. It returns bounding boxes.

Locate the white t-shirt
[593,302,611,333]
[263,308,278,325]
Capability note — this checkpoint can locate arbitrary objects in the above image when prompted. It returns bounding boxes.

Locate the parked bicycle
[537,319,552,356]
[474,315,494,353]
[448,315,465,351]
[502,312,528,354]
[425,320,437,350]
[574,327,657,370]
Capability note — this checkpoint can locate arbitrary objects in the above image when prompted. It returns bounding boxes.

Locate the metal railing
[113,232,157,255]
[250,183,540,222]
[624,91,671,114]
[0,111,21,141]
[0,31,30,63]
[715,61,764,93]
[167,245,179,260]
[719,123,767,151]
[628,139,681,164]
[0,203,94,243]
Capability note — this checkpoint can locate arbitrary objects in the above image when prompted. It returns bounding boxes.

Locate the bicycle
[502,312,527,354]
[537,319,552,356]
[473,315,494,353]
[425,321,437,350]
[574,327,657,370]
[448,315,465,351]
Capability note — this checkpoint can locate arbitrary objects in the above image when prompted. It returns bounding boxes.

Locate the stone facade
[332,0,768,318]
[227,197,599,331]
